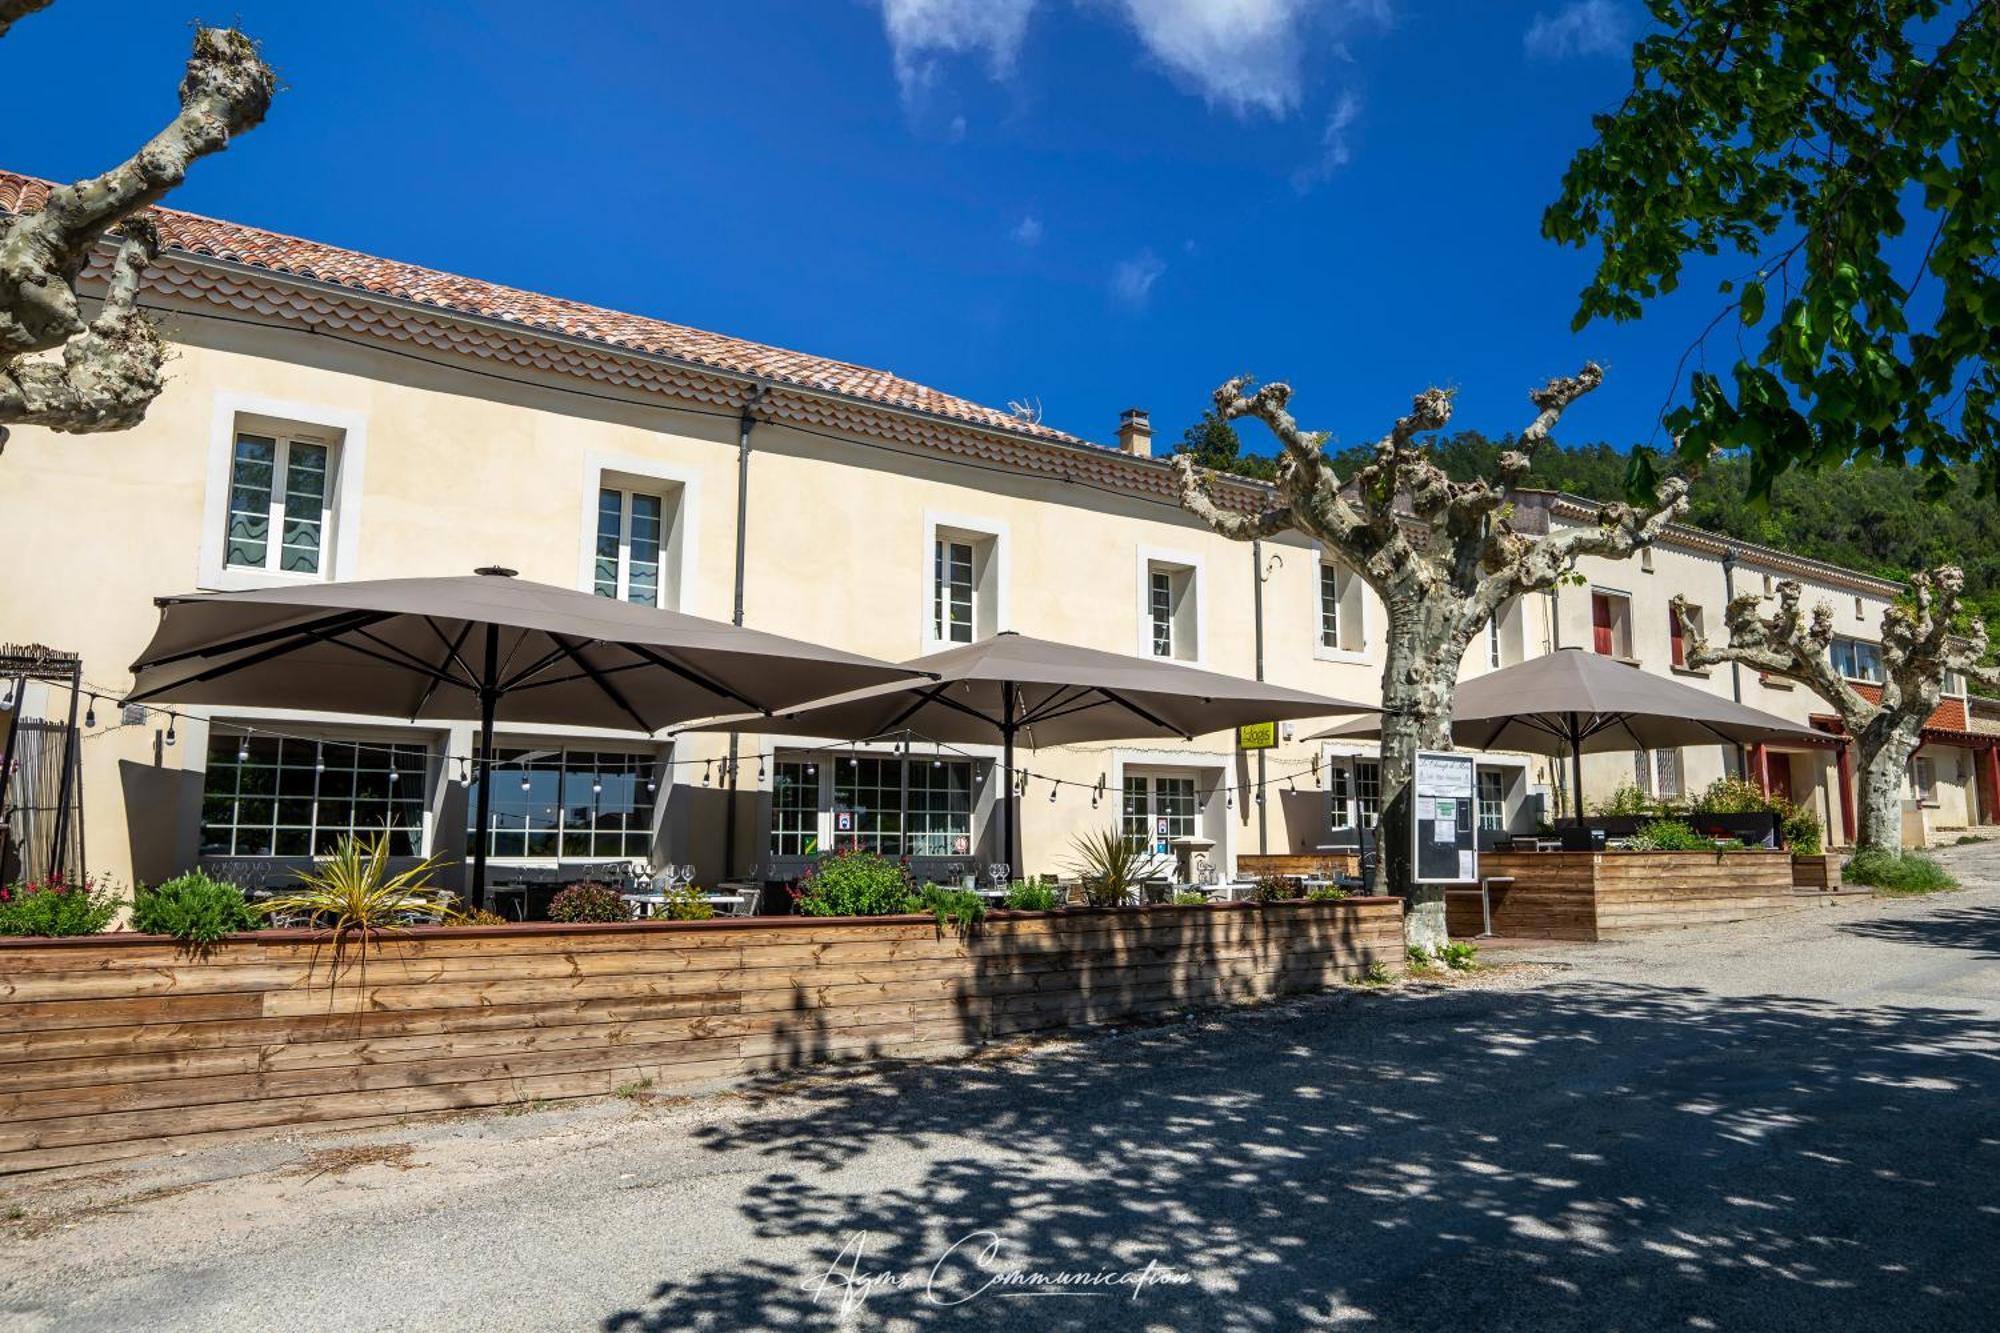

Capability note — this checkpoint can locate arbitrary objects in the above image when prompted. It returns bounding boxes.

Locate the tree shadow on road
[602,980,2000,1331]
[1839,903,2000,961]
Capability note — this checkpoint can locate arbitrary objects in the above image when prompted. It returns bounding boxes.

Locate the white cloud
[1113,0,1390,118]
[877,0,1038,104]
[1012,215,1045,246]
[1290,88,1361,191]
[1523,0,1630,60]
[1110,249,1166,308]
[873,1,1392,119]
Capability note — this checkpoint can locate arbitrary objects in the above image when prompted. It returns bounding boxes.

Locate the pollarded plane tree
[1673,568,2000,852]
[0,3,273,440]
[1177,364,1691,948]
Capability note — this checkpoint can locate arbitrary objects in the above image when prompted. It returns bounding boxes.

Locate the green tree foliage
[1545,1,2000,499]
[1171,408,1277,481]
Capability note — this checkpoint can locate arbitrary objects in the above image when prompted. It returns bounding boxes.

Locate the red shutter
[1591,593,1613,655]
[1669,606,1685,667]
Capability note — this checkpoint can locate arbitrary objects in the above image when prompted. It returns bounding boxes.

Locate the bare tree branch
[0,1,53,40]
[1172,456,1295,541]
[0,19,272,436]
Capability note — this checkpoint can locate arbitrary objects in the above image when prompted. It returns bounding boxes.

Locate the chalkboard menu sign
[1412,751,1477,885]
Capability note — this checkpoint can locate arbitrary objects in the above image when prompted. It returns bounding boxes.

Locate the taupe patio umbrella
[126,568,929,899]
[1309,647,1827,823]
[686,630,1377,870]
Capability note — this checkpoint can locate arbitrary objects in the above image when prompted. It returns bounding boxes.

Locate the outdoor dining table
[626,892,745,918]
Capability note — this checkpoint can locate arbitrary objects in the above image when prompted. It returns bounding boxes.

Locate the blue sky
[6,0,1724,455]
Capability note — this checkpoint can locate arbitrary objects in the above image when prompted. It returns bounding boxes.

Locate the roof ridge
[0,167,1088,449]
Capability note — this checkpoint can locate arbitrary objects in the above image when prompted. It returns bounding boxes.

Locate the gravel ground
[4,852,1997,1333]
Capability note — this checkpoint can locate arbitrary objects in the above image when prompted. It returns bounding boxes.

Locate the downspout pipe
[1252,540,1268,854]
[1721,548,1747,777]
[720,385,766,881]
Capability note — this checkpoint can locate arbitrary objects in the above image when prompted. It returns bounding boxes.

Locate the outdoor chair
[1333,826,1378,891]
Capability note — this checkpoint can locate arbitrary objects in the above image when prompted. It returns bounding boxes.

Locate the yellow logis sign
[1237,721,1278,750]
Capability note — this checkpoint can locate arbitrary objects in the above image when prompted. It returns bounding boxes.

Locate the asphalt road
[5,849,1998,1333]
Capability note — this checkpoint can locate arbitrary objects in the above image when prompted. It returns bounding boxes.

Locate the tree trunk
[1854,719,1922,852]
[1374,608,1461,950]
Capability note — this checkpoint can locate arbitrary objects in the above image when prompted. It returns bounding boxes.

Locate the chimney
[1116,407,1152,458]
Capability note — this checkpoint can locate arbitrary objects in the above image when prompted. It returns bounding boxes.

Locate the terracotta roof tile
[0,170,1087,448]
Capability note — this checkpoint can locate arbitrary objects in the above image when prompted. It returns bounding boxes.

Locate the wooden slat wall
[1235,853,1359,878]
[1445,851,1804,940]
[0,900,1404,1174]
[1790,853,1843,891]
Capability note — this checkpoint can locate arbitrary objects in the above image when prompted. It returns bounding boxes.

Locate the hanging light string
[55,679,1346,802]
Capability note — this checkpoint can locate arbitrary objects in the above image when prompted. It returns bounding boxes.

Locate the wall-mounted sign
[1412,751,1477,885]
[834,811,855,833]
[1237,721,1278,750]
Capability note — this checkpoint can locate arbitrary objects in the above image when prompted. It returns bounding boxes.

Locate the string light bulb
[702,760,712,787]
[757,756,767,782]
[1048,780,1058,803]
[0,683,12,712]
[164,718,177,747]
[83,696,96,728]
[519,773,531,792]
[237,740,250,763]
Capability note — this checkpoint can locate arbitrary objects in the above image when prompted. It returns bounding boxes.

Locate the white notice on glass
[1457,850,1475,881]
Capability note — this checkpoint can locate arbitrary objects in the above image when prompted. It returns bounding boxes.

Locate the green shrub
[1357,960,1393,987]
[1956,833,1990,846]
[1171,889,1210,905]
[914,882,986,933]
[1305,885,1352,902]
[1843,849,1959,895]
[1780,802,1824,855]
[795,850,915,917]
[0,873,123,937]
[1003,880,1059,911]
[1440,941,1479,972]
[548,881,631,923]
[1691,777,1772,815]
[657,881,714,921]
[1248,874,1290,904]
[1595,783,1657,817]
[1623,819,1717,851]
[1406,944,1435,970]
[130,871,259,948]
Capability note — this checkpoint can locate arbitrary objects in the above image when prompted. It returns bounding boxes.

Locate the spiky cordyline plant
[1070,827,1145,908]
[258,828,457,994]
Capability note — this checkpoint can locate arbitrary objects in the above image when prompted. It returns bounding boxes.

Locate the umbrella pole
[1001,682,1019,876]
[1569,711,1586,828]
[471,626,498,910]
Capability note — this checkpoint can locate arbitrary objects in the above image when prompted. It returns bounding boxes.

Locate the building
[0,170,1986,898]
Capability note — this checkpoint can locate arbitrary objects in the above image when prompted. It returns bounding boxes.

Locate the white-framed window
[933,538,976,644]
[1317,559,1366,656]
[469,747,659,860]
[1943,670,1968,697]
[1140,555,1200,662]
[201,395,367,591]
[1831,637,1883,683]
[769,753,975,858]
[923,516,1006,650]
[1486,616,1503,670]
[223,431,336,576]
[1354,760,1382,828]
[1591,589,1634,658]
[1632,748,1683,799]
[593,486,670,606]
[1477,769,1506,831]
[1122,772,1198,856]
[1327,765,1352,829]
[200,730,428,858]
[1911,755,1937,803]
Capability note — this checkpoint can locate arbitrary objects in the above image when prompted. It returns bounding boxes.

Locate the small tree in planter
[1674,568,2000,854]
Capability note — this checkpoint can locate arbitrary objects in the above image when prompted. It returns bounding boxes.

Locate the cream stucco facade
[0,198,1985,900]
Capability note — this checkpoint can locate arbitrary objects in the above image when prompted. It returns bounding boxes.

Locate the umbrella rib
[880,683,954,733]
[548,634,657,733]
[1095,687,1192,740]
[347,626,474,683]
[622,643,766,714]
[135,609,392,671]
[1028,695,1116,725]
[1018,684,1094,725]
[920,690,1007,729]
[410,620,477,720]
[498,643,574,693]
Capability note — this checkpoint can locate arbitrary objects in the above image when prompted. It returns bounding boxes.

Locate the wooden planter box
[1445,849,1800,942]
[1791,853,1843,891]
[0,898,1403,1174]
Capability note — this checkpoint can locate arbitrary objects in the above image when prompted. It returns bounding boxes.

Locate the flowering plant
[0,872,124,936]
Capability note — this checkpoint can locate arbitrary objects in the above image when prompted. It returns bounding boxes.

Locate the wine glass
[986,862,1010,892]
